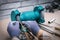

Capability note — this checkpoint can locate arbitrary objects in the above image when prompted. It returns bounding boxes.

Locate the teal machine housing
[11,10,21,21]
[11,6,45,23]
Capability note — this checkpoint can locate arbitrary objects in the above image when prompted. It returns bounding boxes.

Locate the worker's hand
[22,22,31,32]
[7,21,21,37]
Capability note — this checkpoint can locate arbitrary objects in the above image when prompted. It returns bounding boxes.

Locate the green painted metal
[11,6,45,23]
[20,11,39,21]
[11,10,21,21]
[33,6,44,12]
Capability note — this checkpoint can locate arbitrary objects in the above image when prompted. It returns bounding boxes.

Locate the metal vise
[11,6,45,23]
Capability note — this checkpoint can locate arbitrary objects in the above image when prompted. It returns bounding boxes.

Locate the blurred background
[0,0,60,40]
